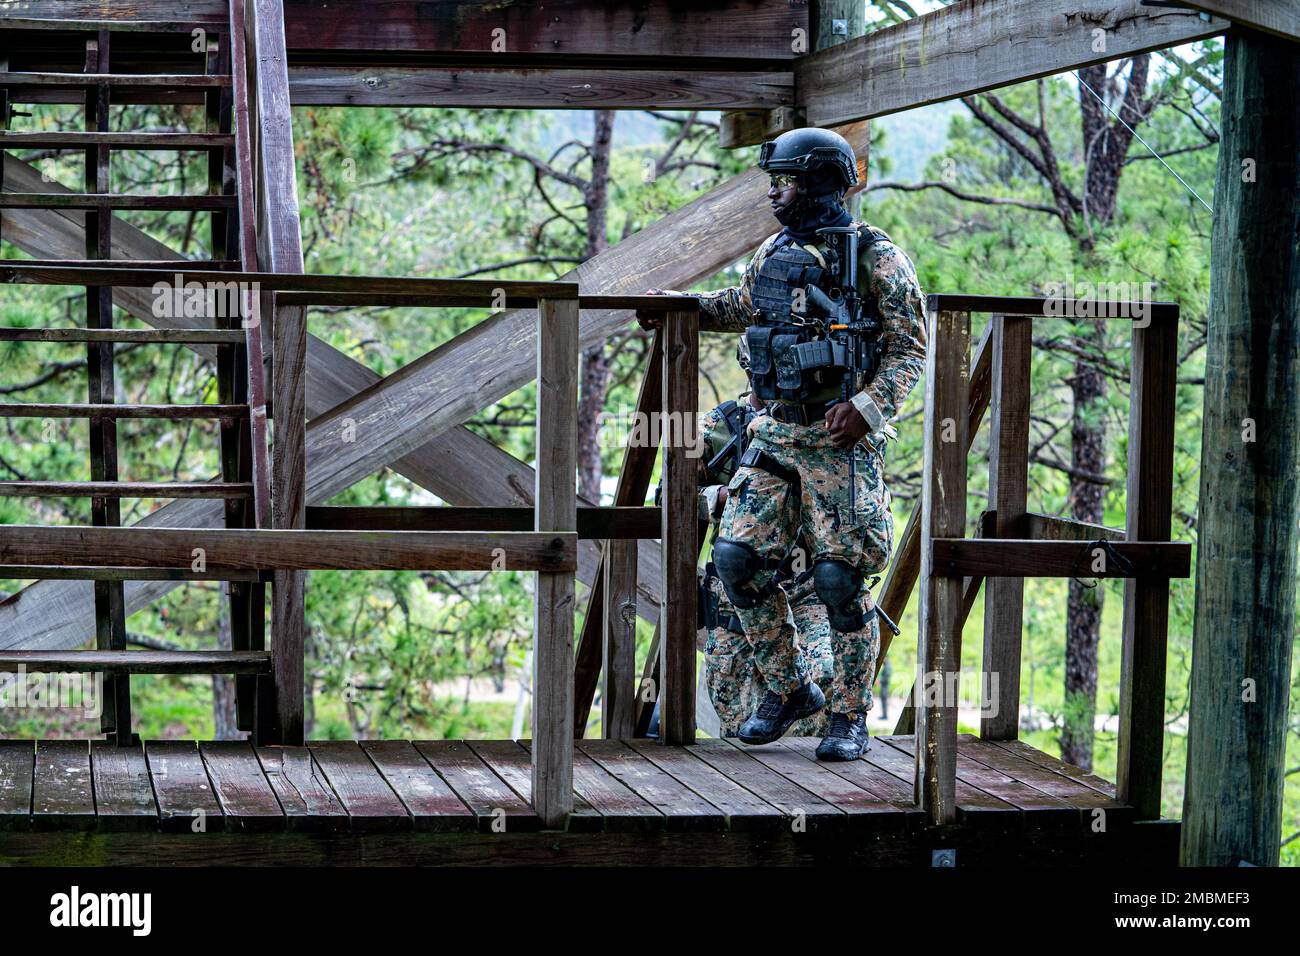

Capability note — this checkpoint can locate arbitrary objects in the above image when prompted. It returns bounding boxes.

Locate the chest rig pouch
[746,239,837,402]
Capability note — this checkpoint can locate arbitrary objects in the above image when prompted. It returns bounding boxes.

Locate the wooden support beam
[658,309,698,745]
[247,0,307,747]
[0,526,575,572]
[718,107,804,149]
[289,67,792,110]
[279,1,807,61]
[915,308,970,825]
[1181,1,1300,43]
[1024,512,1125,542]
[797,1,1227,128]
[981,316,1031,741]
[933,539,1190,579]
[532,297,579,828]
[306,505,661,539]
[1,1,809,61]
[718,1,859,152]
[1182,27,1300,866]
[1117,315,1180,821]
[601,539,637,740]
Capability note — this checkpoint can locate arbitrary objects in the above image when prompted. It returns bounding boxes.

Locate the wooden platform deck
[0,734,1178,866]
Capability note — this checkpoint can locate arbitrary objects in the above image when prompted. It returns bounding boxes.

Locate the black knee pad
[813,560,865,632]
[712,539,766,610]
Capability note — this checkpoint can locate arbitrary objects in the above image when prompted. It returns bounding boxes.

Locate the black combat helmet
[758,127,859,194]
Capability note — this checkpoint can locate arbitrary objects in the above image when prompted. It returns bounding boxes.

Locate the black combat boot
[738,681,825,745]
[816,711,869,760]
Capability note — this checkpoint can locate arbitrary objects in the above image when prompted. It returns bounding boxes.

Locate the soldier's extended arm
[849,241,928,431]
[653,233,779,333]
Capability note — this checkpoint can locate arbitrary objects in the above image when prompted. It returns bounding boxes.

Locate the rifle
[807,225,883,522]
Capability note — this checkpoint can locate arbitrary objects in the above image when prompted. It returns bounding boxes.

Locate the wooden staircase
[0,3,271,744]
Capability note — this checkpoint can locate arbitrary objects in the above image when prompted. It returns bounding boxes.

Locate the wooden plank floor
[0,733,1130,835]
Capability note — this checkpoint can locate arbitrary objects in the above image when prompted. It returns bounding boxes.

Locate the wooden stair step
[0,72,230,89]
[0,131,235,149]
[0,566,262,582]
[0,258,241,270]
[0,651,271,675]
[0,328,246,344]
[0,402,248,419]
[0,481,253,499]
[0,193,236,210]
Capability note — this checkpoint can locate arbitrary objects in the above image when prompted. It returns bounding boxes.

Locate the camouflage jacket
[674,223,928,431]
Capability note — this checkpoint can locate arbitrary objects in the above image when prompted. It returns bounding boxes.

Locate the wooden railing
[0,264,699,828]
[910,293,1189,824]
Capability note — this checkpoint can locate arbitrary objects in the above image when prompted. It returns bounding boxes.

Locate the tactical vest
[745,225,886,403]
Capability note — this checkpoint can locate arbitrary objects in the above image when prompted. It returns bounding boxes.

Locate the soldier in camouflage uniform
[638,127,926,760]
[695,396,833,738]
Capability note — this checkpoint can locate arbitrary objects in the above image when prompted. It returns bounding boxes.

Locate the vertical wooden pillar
[980,315,1030,740]
[1116,310,1177,821]
[248,0,306,745]
[532,296,578,827]
[83,32,133,746]
[659,307,699,745]
[269,294,306,745]
[1183,29,1300,866]
[601,539,637,739]
[915,308,970,823]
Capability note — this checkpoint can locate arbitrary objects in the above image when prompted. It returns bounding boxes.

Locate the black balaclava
[773,164,852,243]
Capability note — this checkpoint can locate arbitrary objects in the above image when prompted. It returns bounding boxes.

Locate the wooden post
[915,308,970,823]
[250,0,307,745]
[532,296,578,827]
[1183,29,1300,865]
[601,539,637,739]
[659,308,698,745]
[980,316,1030,740]
[1115,308,1178,821]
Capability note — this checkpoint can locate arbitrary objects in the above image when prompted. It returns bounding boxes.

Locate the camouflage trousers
[703,570,833,737]
[716,414,893,715]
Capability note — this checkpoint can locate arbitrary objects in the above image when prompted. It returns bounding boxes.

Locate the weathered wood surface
[288,66,792,109]
[1024,512,1125,542]
[658,309,698,745]
[0,650,270,673]
[1116,316,1180,820]
[1181,0,1300,42]
[931,539,1191,579]
[532,297,579,827]
[199,742,284,833]
[0,481,250,498]
[278,0,807,60]
[0,526,576,571]
[602,539,638,740]
[308,741,410,833]
[1182,29,1300,867]
[927,293,1182,320]
[306,504,661,539]
[981,316,1030,740]
[0,735,1143,857]
[89,741,156,831]
[0,121,869,652]
[915,309,970,825]
[798,1,1227,127]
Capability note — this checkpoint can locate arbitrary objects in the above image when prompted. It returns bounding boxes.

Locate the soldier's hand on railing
[635,288,669,331]
[825,401,868,450]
